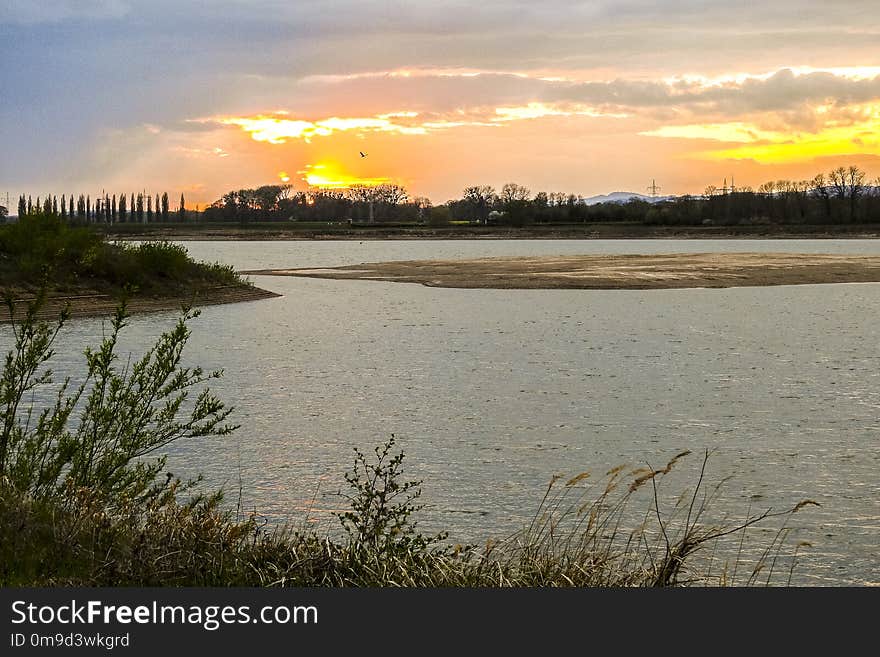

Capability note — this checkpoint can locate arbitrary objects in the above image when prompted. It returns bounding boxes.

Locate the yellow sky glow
[642,104,880,163]
[298,163,391,188]
[703,130,880,163]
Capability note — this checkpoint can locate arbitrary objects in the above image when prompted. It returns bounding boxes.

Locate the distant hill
[582,191,675,205]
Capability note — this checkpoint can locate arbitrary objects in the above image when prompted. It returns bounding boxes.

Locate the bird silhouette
[360,151,367,158]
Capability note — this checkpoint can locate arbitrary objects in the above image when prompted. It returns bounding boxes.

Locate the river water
[4,239,879,585]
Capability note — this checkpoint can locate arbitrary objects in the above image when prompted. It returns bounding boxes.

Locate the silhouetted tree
[161,192,169,221]
[847,166,867,223]
[179,193,186,222]
[460,185,497,223]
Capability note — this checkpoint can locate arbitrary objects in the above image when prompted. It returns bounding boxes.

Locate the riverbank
[0,285,279,323]
[245,252,880,290]
[0,215,278,323]
[102,221,880,241]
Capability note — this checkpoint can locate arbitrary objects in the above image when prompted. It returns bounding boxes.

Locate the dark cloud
[550,69,880,115]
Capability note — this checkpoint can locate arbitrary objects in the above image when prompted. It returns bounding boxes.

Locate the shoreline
[102,223,880,242]
[245,252,880,290]
[0,285,279,324]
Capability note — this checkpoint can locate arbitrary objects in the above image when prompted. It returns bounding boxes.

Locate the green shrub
[0,297,235,504]
[0,216,245,295]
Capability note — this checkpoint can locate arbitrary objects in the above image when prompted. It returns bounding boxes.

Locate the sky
[1,1,879,206]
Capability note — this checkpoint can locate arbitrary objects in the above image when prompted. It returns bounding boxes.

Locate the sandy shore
[0,285,279,323]
[244,253,880,290]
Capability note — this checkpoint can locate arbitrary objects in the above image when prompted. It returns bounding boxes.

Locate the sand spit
[243,253,880,290]
[1,285,279,323]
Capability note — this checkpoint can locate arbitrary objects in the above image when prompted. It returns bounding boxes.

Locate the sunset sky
[2,1,879,206]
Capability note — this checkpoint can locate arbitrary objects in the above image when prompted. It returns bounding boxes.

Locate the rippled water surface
[4,239,879,585]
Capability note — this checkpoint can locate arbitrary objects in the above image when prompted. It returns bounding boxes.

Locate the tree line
[15,192,187,223]
[443,166,880,227]
[12,164,880,227]
[202,183,430,224]
[200,165,880,227]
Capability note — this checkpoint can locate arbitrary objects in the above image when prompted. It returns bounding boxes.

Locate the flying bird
[360,151,367,158]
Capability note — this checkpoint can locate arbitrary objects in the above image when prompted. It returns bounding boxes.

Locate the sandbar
[243,253,880,290]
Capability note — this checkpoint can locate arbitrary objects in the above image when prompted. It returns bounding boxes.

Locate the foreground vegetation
[0,213,243,298]
[0,300,817,586]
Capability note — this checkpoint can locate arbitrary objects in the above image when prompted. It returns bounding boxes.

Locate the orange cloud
[209,114,427,144]
[640,123,789,143]
[494,102,627,121]
[202,103,626,146]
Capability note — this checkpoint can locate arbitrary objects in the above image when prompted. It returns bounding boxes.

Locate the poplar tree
[161,192,169,221]
[69,195,74,219]
[61,195,67,220]
[119,193,127,221]
[179,193,186,222]
[147,194,153,221]
[18,196,26,218]
[27,196,32,215]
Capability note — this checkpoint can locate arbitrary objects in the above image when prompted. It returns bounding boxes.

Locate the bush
[0,297,235,504]
[0,215,244,295]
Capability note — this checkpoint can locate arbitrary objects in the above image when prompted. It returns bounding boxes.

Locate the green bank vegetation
[0,212,243,299]
[0,299,817,586]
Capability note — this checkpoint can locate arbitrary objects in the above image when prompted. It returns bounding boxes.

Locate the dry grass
[0,447,817,587]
